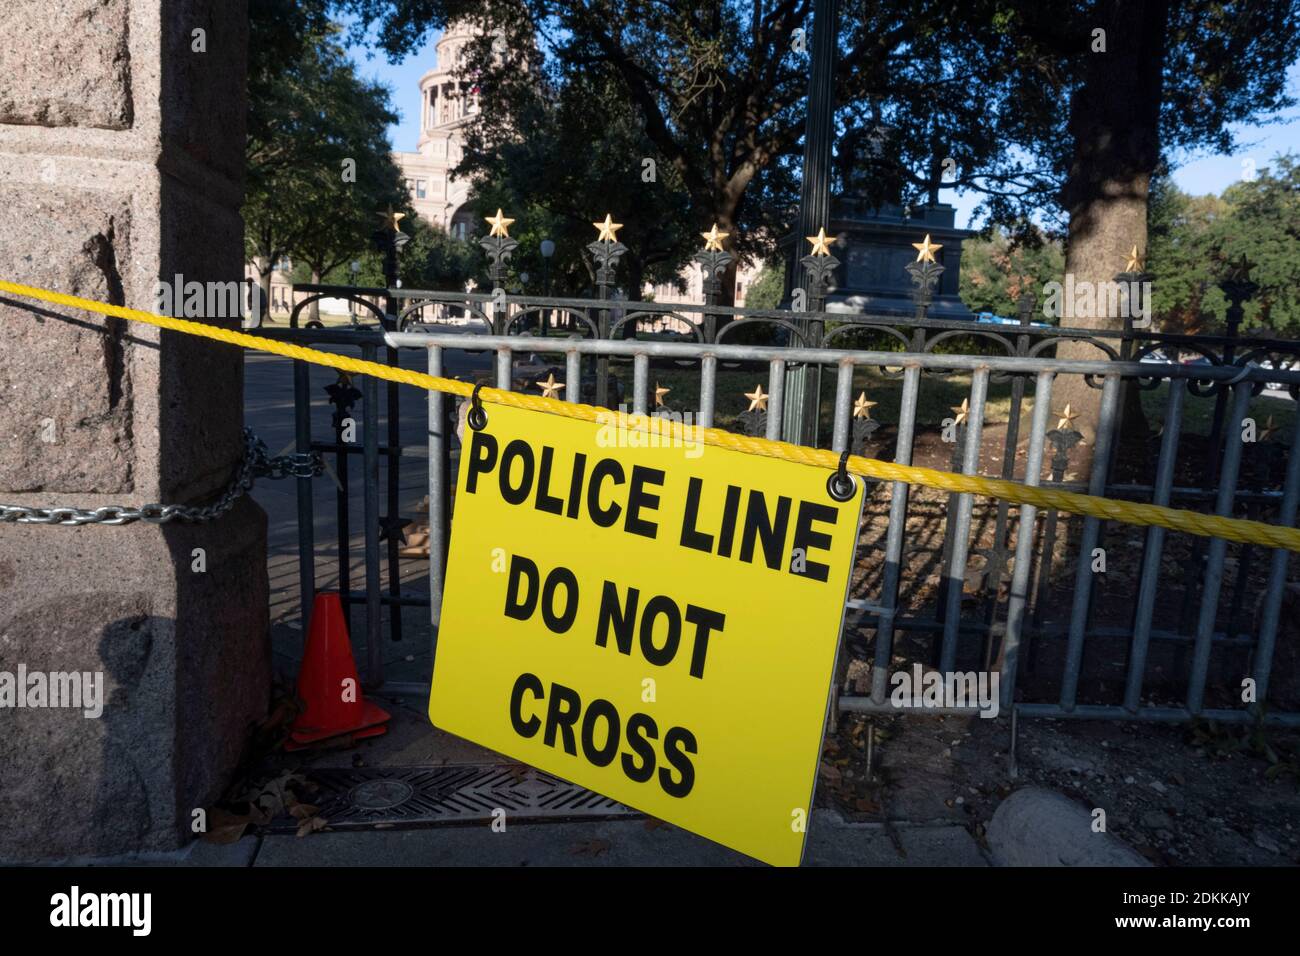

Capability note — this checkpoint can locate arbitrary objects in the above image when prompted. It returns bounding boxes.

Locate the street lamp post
[349,259,360,325]
[782,0,840,447]
[540,238,555,336]
[371,207,409,330]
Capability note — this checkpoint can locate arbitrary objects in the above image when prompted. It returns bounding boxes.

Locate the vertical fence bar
[1059,375,1122,710]
[334,407,351,608]
[384,358,403,643]
[565,348,580,403]
[699,354,717,429]
[293,356,316,623]
[938,367,989,674]
[428,345,447,637]
[633,352,649,416]
[1123,379,1185,711]
[831,359,854,452]
[871,365,920,703]
[999,371,1054,710]
[496,348,512,390]
[361,345,383,686]
[1253,410,1300,706]
[766,359,786,442]
[1187,383,1253,713]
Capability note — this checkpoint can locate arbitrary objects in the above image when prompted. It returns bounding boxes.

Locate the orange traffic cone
[286,592,390,750]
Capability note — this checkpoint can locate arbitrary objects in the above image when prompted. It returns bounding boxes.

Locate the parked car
[1258,359,1293,391]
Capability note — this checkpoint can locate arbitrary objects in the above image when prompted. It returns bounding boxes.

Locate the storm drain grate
[266,765,639,831]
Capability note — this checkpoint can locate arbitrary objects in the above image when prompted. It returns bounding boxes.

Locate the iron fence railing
[258,290,1300,737]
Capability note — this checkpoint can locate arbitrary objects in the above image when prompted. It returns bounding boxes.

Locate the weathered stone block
[0,0,132,130]
[0,498,269,861]
[0,186,134,492]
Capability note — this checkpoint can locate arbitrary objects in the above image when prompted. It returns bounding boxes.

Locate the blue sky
[347,34,1300,231]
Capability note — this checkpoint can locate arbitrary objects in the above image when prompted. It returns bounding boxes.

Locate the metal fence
[259,283,1300,737]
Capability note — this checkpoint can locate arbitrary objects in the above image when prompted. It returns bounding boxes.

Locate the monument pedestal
[785,201,976,319]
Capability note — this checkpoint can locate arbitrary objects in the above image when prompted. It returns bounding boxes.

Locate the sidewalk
[166,814,989,868]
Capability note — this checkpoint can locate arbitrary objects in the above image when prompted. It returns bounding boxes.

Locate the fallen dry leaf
[202,807,251,845]
[818,762,843,787]
[296,816,329,838]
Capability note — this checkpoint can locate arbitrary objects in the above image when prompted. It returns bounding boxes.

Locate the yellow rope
[4,277,1297,552]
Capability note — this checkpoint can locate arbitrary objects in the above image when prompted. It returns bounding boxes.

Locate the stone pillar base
[0,499,268,862]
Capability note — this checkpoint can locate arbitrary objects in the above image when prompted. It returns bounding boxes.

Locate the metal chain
[0,428,322,526]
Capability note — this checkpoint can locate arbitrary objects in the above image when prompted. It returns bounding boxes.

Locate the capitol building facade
[392,22,480,240]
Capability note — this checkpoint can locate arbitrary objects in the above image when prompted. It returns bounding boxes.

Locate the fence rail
[266,286,1300,731]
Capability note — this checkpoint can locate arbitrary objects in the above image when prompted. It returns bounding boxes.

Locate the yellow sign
[428,404,862,866]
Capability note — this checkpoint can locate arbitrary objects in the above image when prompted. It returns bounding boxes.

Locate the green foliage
[346,0,1070,268]
[351,215,479,290]
[244,17,408,287]
[958,228,1064,318]
[458,53,696,297]
[332,0,1300,327]
[1147,155,1300,334]
[743,262,786,311]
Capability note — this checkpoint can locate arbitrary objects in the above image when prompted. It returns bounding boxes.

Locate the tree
[1001,0,1300,449]
[1145,176,1228,333]
[347,215,480,290]
[338,0,1069,301]
[244,16,408,321]
[959,228,1065,318]
[458,57,698,299]
[1147,155,1300,335]
[744,261,787,311]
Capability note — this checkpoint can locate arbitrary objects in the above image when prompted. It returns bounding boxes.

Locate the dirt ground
[817,709,1300,866]
[811,414,1300,866]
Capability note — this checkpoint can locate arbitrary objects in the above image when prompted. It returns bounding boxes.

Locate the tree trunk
[308,267,322,324]
[253,255,274,323]
[1053,0,1169,476]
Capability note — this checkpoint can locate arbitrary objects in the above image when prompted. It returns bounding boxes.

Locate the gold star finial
[1260,416,1279,442]
[1124,244,1146,273]
[744,385,769,413]
[912,234,942,264]
[536,373,565,399]
[701,223,729,252]
[853,392,878,420]
[376,206,406,232]
[485,208,515,238]
[653,383,671,407]
[593,214,624,243]
[951,398,970,426]
[805,227,834,257]
[1056,404,1080,431]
